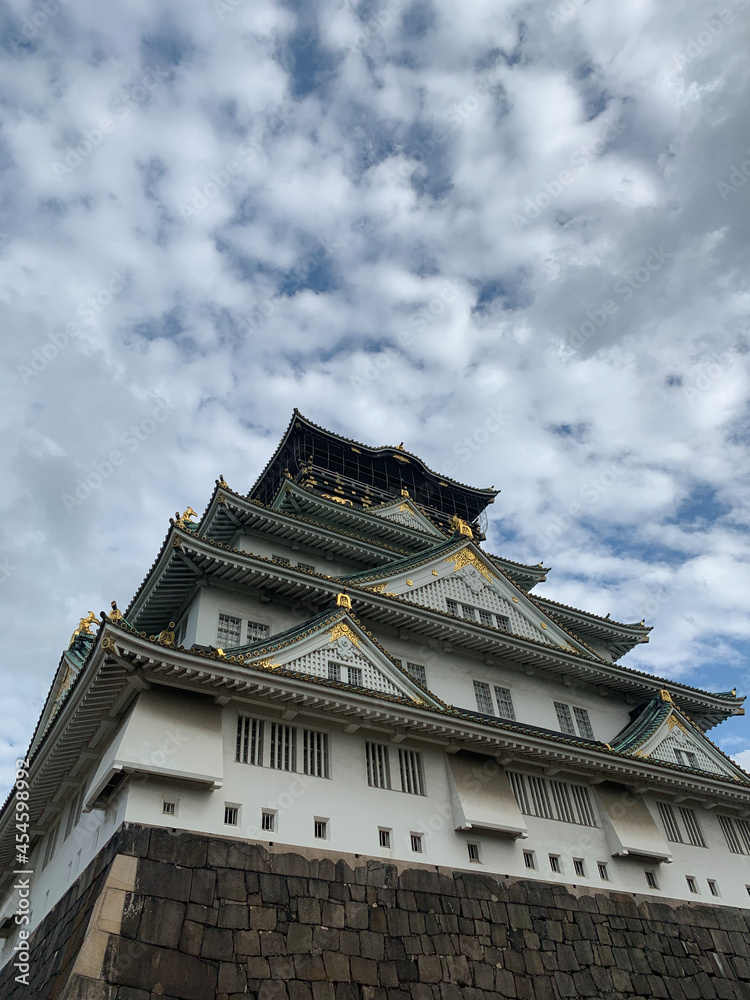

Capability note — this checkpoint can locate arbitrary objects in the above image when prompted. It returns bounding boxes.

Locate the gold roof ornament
[329,622,360,646]
[322,494,354,507]
[449,515,473,538]
[401,488,410,497]
[109,601,123,622]
[218,474,229,489]
[446,548,492,581]
[336,591,352,610]
[660,689,673,704]
[175,507,198,529]
[69,611,98,647]
[158,622,176,645]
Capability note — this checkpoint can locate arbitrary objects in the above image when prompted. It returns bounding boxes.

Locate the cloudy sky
[1,0,749,791]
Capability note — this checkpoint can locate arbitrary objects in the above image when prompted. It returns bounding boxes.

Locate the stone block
[260,930,287,956]
[287,922,313,953]
[294,954,328,981]
[201,925,235,961]
[190,868,216,906]
[249,904,278,930]
[135,859,191,901]
[179,920,203,956]
[350,956,381,985]
[219,902,250,929]
[219,961,248,993]
[259,981,290,1000]
[360,930,385,961]
[148,829,208,868]
[322,901,346,928]
[217,867,248,901]
[111,938,217,1000]
[323,950,352,981]
[138,896,185,949]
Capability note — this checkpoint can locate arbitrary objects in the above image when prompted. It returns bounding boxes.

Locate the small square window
[405,662,426,686]
[162,801,176,816]
[224,805,239,826]
[314,818,328,840]
[549,855,561,873]
[645,870,658,889]
[468,843,481,863]
[410,833,423,853]
[573,858,586,878]
[297,562,315,572]
[379,828,391,848]
[523,851,536,870]
[461,604,476,621]
[686,876,698,894]
[272,555,291,565]
[496,615,511,633]
[247,620,271,642]
[478,609,493,628]
[261,811,275,832]
[446,599,459,616]
[597,862,609,881]
[707,879,720,897]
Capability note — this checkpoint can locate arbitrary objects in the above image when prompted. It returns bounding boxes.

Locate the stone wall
[2,823,750,1000]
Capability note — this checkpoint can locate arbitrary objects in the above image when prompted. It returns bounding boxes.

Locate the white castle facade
[1,410,749,967]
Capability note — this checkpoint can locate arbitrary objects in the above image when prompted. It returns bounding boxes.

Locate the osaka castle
[2,412,750,991]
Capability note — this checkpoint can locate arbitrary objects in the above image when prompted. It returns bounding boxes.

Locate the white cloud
[0,0,749,790]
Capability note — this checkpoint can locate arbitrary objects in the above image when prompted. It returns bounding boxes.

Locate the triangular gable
[350,541,592,657]
[230,610,444,709]
[369,498,445,538]
[629,697,749,783]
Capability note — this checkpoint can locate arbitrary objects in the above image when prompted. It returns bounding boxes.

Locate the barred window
[224,806,238,826]
[658,802,681,842]
[236,716,264,766]
[718,815,750,854]
[65,786,86,840]
[473,680,494,714]
[303,729,329,778]
[217,613,241,647]
[347,666,363,687]
[405,662,426,686]
[675,749,698,768]
[42,823,59,869]
[269,723,296,771]
[574,858,586,877]
[680,807,707,848]
[366,742,392,789]
[496,615,510,633]
[247,620,270,642]
[508,772,596,827]
[494,686,515,720]
[328,662,342,682]
[598,862,609,881]
[379,828,391,848]
[398,748,425,796]
[462,604,476,621]
[446,598,459,615]
[297,562,315,572]
[478,609,493,627]
[272,554,291,565]
[411,833,423,853]
[314,818,328,839]
[262,811,275,832]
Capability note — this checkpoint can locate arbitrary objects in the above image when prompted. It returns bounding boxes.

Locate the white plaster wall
[237,530,363,578]
[0,785,127,966]
[118,702,750,909]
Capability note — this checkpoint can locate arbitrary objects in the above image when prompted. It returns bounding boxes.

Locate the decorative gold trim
[660,689,673,704]
[69,611,98,647]
[667,714,688,733]
[336,592,352,610]
[368,583,386,593]
[393,453,410,463]
[255,658,281,670]
[175,507,197,529]
[329,623,360,647]
[158,622,176,645]
[218,475,229,489]
[108,601,123,622]
[322,494,354,507]
[172,537,183,549]
[449,515,473,538]
[101,637,116,651]
[445,548,492,581]
[406,579,413,586]
[432,570,438,576]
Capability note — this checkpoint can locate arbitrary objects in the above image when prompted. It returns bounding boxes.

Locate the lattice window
[657,802,682,843]
[473,680,494,714]
[405,662,426,685]
[478,609,493,627]
[494,686,515,720]
[508,772,597,827]
[236,716,264,765]
[328,662,342,682]
[573,707,594,739]
[446,598,459,615]
[269,723,296,771]
[366,742,392,789]
[398,749,425,795]
[554,702,576,736]
[680,807,706,848]
[347,666,363,686]
[217,613,241,647]
[303,730,329,778]
[247,620,270,642]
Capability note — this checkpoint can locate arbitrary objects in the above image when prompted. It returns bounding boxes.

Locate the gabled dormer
[610,691,750,783]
